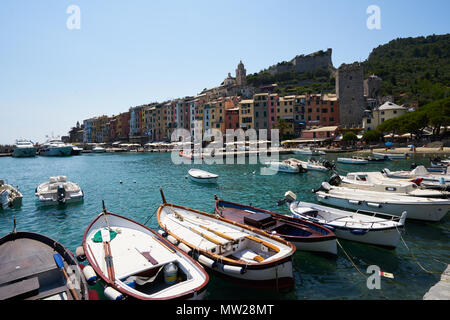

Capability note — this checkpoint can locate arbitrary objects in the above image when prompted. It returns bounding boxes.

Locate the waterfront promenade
[423,265,450,300]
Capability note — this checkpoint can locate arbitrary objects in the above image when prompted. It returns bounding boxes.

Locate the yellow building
[239,99,254,130]
[275,96,295,135]
[363,101,407,131]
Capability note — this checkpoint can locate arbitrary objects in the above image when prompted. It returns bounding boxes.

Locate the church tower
[235,60,246,87]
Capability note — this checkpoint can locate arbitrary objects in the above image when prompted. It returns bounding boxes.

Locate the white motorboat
[157,196,296,291]
[264,161,302,173]
[92,146,106,153]
[39,139,73,157]
[293,147,325,156]
[285,158,333,172]
[12,139,37,158]
[337,157,368,164]
[313,182,450,222]
[0,180,23,209]
[336,172,450,198]
[81,209,209,300]
[35,176,84,205]
[373,152,407,159]
[70,145,83,155]
[288,199,406,248]
[188,169,218,183]
[382,166,450,183]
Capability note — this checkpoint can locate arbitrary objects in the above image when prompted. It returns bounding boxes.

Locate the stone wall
[268,48,333,75]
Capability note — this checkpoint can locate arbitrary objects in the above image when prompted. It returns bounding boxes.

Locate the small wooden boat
[188,169,218,184]
[157,190,296,291]
[35,176,84,205]
[337,157,368,164]
[214,198,337,255]
[0,221,90,300]
[0,180,23,210]
[373,152,407,159]
[82,202,209,300]
[288,200,406,248]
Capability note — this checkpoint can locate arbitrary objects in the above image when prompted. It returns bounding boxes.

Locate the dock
[0,153,12,157]
[423,265,450,300]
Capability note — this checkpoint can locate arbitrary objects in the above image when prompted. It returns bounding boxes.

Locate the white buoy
[75,246,86,262]
[104,286,124,300]
[82,265,97,284]
[158,229,168,237]
[166,235,179,245]
[120,180,123,184]
[177,242,193,255]
[222,264,245,275]
[198,254,216,268]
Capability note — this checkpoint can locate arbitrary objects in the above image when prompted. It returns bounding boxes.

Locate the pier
[423,265,450,300]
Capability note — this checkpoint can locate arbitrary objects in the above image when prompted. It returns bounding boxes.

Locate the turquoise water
[0,152,449,300]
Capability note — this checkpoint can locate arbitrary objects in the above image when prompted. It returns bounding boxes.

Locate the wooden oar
[167,215,226,246]
[199,225,235,241]
[53,253,80,300]
[101,229,115,282]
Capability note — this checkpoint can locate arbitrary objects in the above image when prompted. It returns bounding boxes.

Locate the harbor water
[0,152,448,300]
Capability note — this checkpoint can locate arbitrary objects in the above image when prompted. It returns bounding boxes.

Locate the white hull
[373,152,406,159]
[12,147,36,157]
[189,176,218,184]
[292,239,337,255]
[337,158,368,164]
[188,169,219,183]
[265,161,299,173]
[0,184,23,209]
[39,146,73,156]
[289,201,405,248]
[316,191,449,222]
[35,177,84,205]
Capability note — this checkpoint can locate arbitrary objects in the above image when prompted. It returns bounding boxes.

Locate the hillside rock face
[267,48,334,75]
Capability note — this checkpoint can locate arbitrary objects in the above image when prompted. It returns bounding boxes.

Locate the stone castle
[267,48,334,74]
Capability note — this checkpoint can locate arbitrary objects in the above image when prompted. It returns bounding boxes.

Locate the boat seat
[0,277,40,300]
[244,213,276,229]
[0,255,58,285]
[25,284,71,300]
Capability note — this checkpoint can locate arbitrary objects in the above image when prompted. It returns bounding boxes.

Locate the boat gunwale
[82,211,209,301]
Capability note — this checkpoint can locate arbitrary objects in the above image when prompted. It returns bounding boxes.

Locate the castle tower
[336,62,365,128]
[236,60,246,87]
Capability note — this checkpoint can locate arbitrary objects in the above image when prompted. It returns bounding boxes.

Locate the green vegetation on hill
[246,68,335,95]
[363,34,450,105]
[375,96,450,139]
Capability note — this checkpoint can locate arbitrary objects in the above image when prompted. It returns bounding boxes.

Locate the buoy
[163,262,178,284]
[104,286,124,300]
[222,264,245,275]
[177,242,193,255]
[158,229,168,237]
[120,180,123,184]
[133,180,136,183]
[197,254,216,268]
[82,265,98,285]
[166,235,179,245]
[75,246,86,262]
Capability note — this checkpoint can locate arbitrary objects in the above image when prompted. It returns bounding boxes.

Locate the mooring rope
[143,208,158,226]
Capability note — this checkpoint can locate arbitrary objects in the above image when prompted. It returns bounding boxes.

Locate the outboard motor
[322,160,335,170]
[297,164,307,173]
[57,185,66,205]
[328,173,342,186]
[410,163,417,170]
[312,182,332,193]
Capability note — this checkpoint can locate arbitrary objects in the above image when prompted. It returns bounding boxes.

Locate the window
[393,110,397,114]
[322,108,327,113]
[367,119,371,124]
[381,111,385,115]
[263,111,267,117]
[331,107,334,112]
[308,108,312,113]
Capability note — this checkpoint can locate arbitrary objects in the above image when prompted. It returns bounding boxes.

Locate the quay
[0,153,12,157]
[423,265,450,300]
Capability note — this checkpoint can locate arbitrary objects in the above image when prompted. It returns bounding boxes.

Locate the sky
[0,0,449,144]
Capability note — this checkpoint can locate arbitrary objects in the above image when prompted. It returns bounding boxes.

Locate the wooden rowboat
[157,190,296,291]
[0,221,90,300]
[81,203,209,300]
[214,198,337,255]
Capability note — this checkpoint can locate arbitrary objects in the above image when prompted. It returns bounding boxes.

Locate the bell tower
[235,60,246,87]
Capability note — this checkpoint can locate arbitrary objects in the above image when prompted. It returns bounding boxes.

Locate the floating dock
[423,265,450,300]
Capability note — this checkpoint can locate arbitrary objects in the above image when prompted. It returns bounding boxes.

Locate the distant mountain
[363,34,450,105]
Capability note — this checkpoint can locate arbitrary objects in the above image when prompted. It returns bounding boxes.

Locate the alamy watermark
[366,5,381,30]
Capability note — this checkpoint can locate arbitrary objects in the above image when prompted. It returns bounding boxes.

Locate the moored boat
[35,176,84,205]
[39,139,73,157]
[188,169,218,183]
[81,204,209,300]
[214,198,337,255]
[12,139,37,158]
[313,182,450,222]
[0,180,23,210]
[157,191,296,291]
[293,147,325,156]
[382,166,450,183]
[0,221,90,300]
[287,199,406,248]
[337,157,368,164]
[285,158,334,172]
[372,152,407,159]
[264,161,302,173]
[92,146,106,153]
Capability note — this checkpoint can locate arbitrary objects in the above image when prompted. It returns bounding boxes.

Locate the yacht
[293,147,325,156]
[39,139,73,156]
[336,172,450,198]
[35,176,84,205]
[69,145,83,155]
[92,146,106,153]
[313,181,450,222]
[12,139,37,158]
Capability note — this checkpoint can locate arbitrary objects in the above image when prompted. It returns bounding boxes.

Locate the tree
[363,130,381,142]
[273,119,290,140]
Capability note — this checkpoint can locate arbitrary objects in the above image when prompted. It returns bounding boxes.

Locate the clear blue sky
[0,0,448,144]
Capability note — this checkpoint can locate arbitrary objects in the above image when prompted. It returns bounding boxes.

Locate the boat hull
[373,152,406,159]
[337,158,368,164]
[188,175,218,184]
[316,192,449,222]
[12,147,36,158]
[39,146,73,157]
